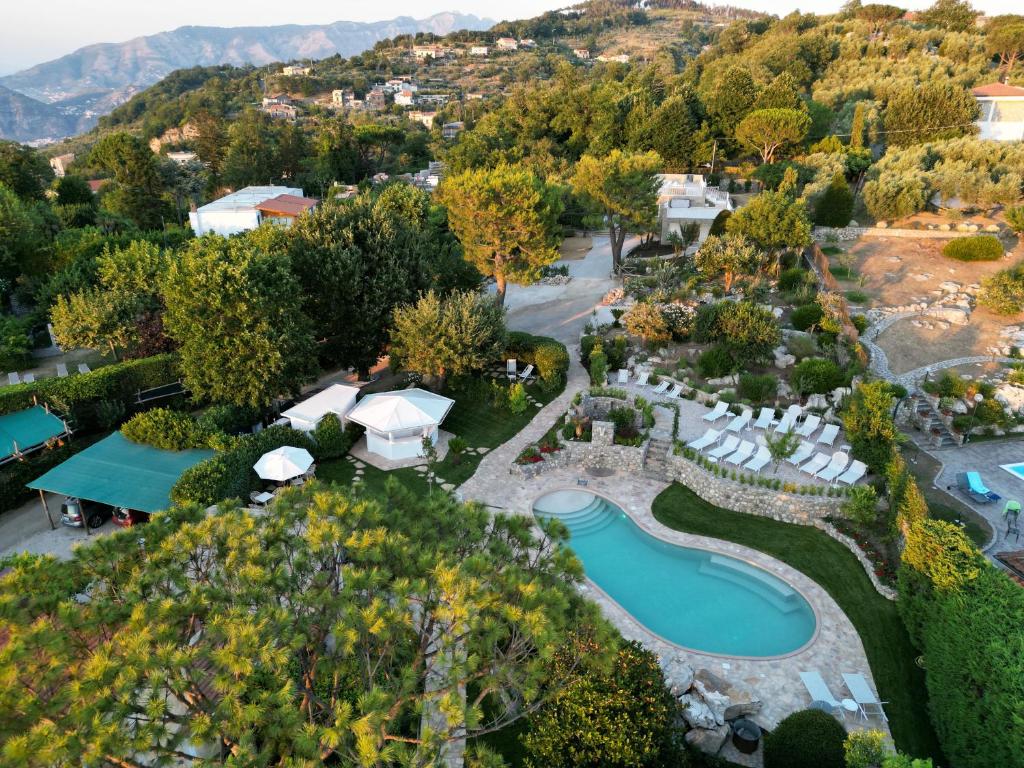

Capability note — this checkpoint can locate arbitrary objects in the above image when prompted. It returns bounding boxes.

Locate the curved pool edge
[531,486,823,662]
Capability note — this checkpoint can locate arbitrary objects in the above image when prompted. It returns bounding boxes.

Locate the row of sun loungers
[4,362,90,387]
[800,670,888,722]
[702,402,839,446]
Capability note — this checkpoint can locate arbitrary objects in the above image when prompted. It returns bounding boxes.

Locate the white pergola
[346,388,455,461]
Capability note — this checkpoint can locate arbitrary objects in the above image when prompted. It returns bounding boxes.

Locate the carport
[26,432,214,534]
[0,405,71,466]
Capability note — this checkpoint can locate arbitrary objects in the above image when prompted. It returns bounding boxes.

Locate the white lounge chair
[517,364,535,382]
[796,414,822,438]
[665,384,683,399]
[724,409,751,434]
[7,372,20,386]
[22,373,34,383]
[745,445,771,473]
[56,363,69,378]
[617,368,629,385]
[842,673,888,722]
[786,441,815,467]
[687,428,721,451]
[818,423,840,446]
[838,460,867,485]
[702,401,729,422]
[800,453,831,476]
[651,380,670,395]
[707,436,740,460]
[752,407,775,430]
[78,363,91,374]
[816,452,850,482]
[636,370,650,387]
[775,406,801,434]
[724,440,756,466]
[799,671,843,716]
[506,359,517,381]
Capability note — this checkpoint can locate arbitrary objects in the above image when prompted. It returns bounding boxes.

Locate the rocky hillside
[0,12,491,142]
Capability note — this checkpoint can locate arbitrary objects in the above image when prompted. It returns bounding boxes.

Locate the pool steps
[534,495,619,536]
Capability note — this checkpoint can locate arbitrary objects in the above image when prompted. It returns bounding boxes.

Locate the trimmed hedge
[765,709,846,768]
[0,355,179,430]
[791,304,823,331]
[941,235,1003,262]
[121,408,213,451]
[504,332,569,391]
[170,425,319,507]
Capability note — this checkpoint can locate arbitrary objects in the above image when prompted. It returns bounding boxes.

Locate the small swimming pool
[1000,463,1024,481]
[533,490,817,658]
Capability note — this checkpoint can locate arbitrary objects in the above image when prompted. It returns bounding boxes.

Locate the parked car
[112,508,150,528]
[60,497,113,529]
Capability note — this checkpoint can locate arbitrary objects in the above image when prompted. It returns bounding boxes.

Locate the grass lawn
[651,484,943,762]
[317,378,563,497]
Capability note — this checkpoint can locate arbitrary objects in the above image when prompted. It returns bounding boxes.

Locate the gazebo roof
[281,384,360,424]
[346,388,455,434]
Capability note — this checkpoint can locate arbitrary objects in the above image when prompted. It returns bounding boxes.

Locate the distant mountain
[0,12,491,142]
[0,84,93,144]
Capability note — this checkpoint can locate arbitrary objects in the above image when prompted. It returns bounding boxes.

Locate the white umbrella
[253,446,314,481]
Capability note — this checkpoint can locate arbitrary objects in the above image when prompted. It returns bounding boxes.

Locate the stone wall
[512,439,646,478]
[815,225,1001,241]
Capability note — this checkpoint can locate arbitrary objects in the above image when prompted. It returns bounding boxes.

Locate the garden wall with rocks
[815,222,1004,241]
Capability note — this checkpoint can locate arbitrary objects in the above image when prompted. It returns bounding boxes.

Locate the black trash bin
[731,718,761,754]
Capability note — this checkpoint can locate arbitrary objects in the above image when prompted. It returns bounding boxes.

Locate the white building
[394,89,417,106]
[656,174,734,245]
[282,65,310,76]
[409,110,436,129]
[596,53,630,63]
[496,37,518,51]
[49,153,74,177]
[470,45,489,56]
[413,45,445,59]
[188,186,316,237]
[972,83,1024,142]
[165,151,197,165]
[280,384,360,432]
[346,388,455,461]
[572,48,590,59]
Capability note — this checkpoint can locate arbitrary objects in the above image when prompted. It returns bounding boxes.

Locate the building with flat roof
[972,83,1024,142]
[656,174,733,245]
[188,186,316,237]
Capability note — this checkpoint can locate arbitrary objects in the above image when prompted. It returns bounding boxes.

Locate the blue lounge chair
[955,472,1001,504]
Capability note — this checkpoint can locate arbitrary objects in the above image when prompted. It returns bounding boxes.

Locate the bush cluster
[764,709,847,768]
[121,407,215,451]
[738,373,778,402]
[978,263,1024,315]
[941,235,1003,262]
[791,357,844,395]
[312,413,361,459]
[790,303,823,331]
[505,332,569,391]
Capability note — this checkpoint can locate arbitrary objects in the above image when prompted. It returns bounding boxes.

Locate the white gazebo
[346,388,455,461]
[280,384,360,432]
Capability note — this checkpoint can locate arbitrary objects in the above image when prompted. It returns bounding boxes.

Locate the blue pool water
[533,490,817,657]
[1001,463,1024,480]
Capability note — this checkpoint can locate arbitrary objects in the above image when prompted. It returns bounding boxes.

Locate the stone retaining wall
[815,225,999,241]
[511,440,646,478]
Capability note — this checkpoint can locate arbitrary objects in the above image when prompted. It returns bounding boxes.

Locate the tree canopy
[735,108,812,164]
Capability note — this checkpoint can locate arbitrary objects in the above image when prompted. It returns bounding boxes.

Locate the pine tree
[814,173,855,227]
[850,102,867,149]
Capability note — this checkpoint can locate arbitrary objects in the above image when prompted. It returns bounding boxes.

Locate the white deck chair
[651,380,670,395]
[702,401,729,422]
[78,363,91,374]
[617,368,629,385]
[818,423,840,446]
[506,359,517,381]
[517,363,535,382]
[838,460,867,485]
[799,671,842,716]
[724,409,751,434]
[816,452,850,482]
[707,436,740,460]
[56,363,69,378]
[665,383,683,399]
[796,414,822,438]
[724,440,756,466]
[752,407,775,430]
[800,452,831,476]
[635,370,650,387]
[687,428,721,451]
[774,409,799,434]
[842,673,888,722]
[7,372,20,386]
[786,441,815,466]
[22,373,34,383]
[745,445,771,473]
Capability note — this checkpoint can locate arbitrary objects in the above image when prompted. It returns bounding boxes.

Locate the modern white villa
[656,174,734,245]
[346,388,455,461]
[188,186,318,237]
[972,83,1024,142]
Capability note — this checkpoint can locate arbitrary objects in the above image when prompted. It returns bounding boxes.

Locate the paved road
[0,490,115,561]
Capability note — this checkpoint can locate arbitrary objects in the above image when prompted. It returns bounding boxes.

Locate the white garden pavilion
[345,388,455,461]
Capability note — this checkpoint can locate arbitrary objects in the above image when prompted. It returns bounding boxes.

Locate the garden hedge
[505,332,569,390]
[121,407,214,451]
[941,235,1003,262]
[0,354,180,428]
[764,709,846,768]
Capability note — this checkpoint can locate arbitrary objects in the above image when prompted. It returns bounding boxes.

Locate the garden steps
[643,437,674,481]
[913,396,958,448]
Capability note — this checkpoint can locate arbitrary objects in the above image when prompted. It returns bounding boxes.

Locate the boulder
[775,354,796,370]
[953,399,969,415]
[806,393,828,410]
[938,281,961,294]
[877,220,888,229]
[659,653,694,694]
[684,724,730,755]
[772,307,784,319]
[924,306,970,325]
[994,384,1024,415]
[693,669,763,721]
[680,694,719,730]
[830,386,852,403]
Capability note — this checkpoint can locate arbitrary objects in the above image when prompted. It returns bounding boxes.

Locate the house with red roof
[972,83,1024,142]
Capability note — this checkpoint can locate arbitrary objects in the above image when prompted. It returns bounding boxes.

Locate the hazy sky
[1,0,1020,76]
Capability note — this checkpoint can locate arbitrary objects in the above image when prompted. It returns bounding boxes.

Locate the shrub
[1007,205,1024,235]
[505,332,569,391]
[738,373,778,403]
[508,382,528,414]
[121,408,214,451]
[786,333,818,360]
[588,343,608,386]
[624,302,672,344]
[197,404,260,434]
[791,304,823,331]
[813,172,854,227]
[606,335,628,371]
[844,382,898,473]
[978,264,1024,315]
[842,485,879,526]
[791,357,844,395]
[696,301,781,368]
[312,413,358,459]
[975,397,1006,425]
[764,709,846,768]
[941,235,1004,262]
[845,290,868,304]
[778,267,809,291]
[580,334,598,361]
[698,345,734,378]
[448,436,468,464]
[851,314,868,333]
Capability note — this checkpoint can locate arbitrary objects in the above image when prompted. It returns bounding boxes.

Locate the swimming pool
[1000,462,1024,481]
[533,490,817,658]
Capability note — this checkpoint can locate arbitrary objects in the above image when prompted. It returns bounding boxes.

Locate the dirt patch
[875,308,1017,375]
[559,235,592,261]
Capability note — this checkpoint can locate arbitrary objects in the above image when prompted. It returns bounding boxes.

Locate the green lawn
[651,484,943,762]
[317,378,562,497]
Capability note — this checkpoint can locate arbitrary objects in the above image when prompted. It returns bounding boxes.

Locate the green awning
[27,432,214,513]
[0,405,70,462]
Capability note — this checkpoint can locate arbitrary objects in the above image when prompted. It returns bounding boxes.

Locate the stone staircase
[912,395,958,448]
[643,437,674,480]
